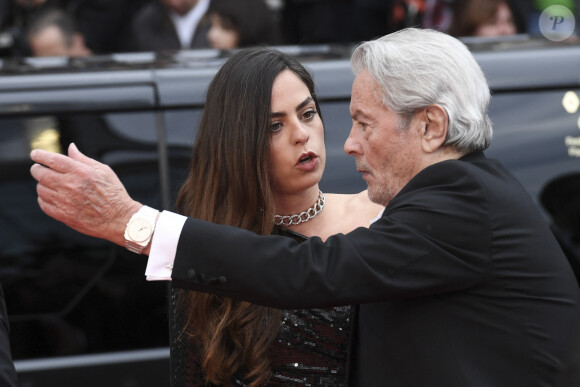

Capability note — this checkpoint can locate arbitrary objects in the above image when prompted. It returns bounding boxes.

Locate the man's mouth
[355,160,368,174]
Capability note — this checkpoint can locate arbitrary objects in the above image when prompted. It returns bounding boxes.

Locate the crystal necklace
[274,191,326,227]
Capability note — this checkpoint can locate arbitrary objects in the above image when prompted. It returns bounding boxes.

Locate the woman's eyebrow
[296,96,313,112]
[271,96,313,118]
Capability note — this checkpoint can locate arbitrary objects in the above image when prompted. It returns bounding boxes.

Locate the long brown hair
[175,47,321,386]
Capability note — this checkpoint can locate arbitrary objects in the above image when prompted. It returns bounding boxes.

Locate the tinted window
[486,89,580,210]
[486,88,580,278]
[0,109,197,360]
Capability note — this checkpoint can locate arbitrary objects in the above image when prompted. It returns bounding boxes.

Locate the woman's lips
[296,153,318,171]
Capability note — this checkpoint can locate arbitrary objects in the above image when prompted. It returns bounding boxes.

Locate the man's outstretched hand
[30,143,143,247]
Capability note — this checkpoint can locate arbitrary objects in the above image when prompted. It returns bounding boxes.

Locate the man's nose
[344,126,361,155]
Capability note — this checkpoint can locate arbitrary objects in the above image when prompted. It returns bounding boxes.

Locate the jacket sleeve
[171,161,493,309]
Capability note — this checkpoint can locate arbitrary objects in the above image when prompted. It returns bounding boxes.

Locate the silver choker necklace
[274,191,326,227]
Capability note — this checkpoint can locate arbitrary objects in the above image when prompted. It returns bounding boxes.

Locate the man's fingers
[36,182,58,206]
[30,163,64,188]
[30,162,43,183]
[67,143,103,169]
[30,143,140,246]
[30,148,79,174]
[30,162,52,185]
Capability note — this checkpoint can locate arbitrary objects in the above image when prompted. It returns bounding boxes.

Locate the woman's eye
[271,122,282,132]
[302,109,317,120]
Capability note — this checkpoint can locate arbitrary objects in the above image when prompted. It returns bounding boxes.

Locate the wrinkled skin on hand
[30,143,143,247]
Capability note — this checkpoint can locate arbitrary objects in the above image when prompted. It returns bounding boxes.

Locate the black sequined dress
[169,227,351,386]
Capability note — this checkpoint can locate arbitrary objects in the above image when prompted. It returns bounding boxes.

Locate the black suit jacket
[126,2,210,52]
[171,151,580,386]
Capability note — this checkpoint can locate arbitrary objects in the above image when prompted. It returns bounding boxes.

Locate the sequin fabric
[169,287,350,386]
[266,306,350,386]
[169,227,350,386]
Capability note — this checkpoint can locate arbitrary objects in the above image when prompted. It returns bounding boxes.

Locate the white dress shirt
[145,211,186,280]
[144,207,385,280]
[168,0,211,48]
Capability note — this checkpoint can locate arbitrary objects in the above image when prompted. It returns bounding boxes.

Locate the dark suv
[1,38,579,386]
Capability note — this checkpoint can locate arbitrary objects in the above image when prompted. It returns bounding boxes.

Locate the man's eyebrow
[271,97,313,118]
[351,111,366,121]
[353,105,376,120]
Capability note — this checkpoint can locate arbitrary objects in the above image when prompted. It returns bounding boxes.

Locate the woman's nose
[293,123,310,144]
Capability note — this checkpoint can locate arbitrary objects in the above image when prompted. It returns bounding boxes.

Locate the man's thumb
[67,143,100,167]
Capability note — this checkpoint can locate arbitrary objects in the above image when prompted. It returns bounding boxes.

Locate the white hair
[351,28,493,152]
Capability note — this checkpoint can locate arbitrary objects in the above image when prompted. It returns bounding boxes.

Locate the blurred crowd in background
[0,0,578,59]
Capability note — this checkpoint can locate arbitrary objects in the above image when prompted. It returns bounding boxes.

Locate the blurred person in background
[448,0,527,37]
[421,0,455,32]
[352,0,400,41]
[69,0,150,54]
[281,0,355,44]
[0,0,150,56]
[26,8,91,57]
[0,0,67,57]
[353,0,455,40]
[206,0,280,50]
[125,0,211,52]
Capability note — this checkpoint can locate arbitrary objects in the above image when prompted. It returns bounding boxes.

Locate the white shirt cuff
[145,210,187,281]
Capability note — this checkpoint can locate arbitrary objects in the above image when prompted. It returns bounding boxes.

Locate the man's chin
[367,188,381,204]
[368,187,391,206]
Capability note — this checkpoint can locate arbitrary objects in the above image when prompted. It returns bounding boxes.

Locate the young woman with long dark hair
[171,47,382,386]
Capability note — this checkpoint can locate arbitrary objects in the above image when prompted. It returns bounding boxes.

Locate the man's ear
[420,104,448,153]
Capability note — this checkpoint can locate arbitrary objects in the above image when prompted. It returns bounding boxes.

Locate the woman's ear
[421,105,448,153]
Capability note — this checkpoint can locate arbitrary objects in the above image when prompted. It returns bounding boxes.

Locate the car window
[0,109,196,361]
[486,88,580,275]
[486,88,580,209]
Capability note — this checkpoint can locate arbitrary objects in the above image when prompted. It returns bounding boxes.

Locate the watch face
[127,218,153,243]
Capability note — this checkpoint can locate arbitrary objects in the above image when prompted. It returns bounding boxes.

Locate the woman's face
[208,14,240,50]
[268,70,326,195]
[475,2,517,37]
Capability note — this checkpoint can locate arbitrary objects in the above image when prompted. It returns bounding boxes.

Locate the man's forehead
[350,88,384,117]
[353,72,383,100]
[349,102,375,120]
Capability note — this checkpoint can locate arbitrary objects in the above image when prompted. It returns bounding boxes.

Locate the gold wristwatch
[124,205,159,254]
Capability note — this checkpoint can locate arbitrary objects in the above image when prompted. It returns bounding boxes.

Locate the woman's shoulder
[292,191,383,239]
[324,191,384,229]
[326,190,382,212]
